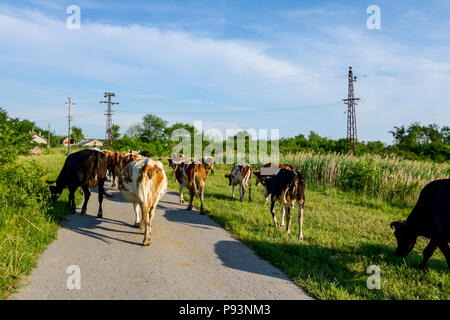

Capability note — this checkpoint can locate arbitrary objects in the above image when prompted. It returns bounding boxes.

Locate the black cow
[47,149,112,217]
[261,169,306,241]
[390,179,450,269]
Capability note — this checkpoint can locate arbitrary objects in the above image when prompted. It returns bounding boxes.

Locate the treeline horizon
[2,108,449,163]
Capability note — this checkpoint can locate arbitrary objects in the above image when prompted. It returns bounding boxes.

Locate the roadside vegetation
[0,108,75,299]
[166,163,449,300]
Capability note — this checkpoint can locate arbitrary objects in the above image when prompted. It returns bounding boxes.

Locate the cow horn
[390,221,402,229]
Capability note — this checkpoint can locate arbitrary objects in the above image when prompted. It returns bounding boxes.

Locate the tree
[139,114,167,142]
[0,108,34,165]
[71,126,84,142]
[111,124,121,140]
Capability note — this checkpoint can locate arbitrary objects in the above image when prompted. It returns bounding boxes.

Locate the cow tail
[192,173,200,198]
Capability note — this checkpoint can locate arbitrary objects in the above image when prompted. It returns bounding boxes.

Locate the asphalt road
[12,182,311,300]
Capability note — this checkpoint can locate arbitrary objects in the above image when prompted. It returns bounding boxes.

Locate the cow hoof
[142,240,151,246]
[187,205,193,211]
[97,212,103,218]
[180,200,184,204]
[80,210,86,215]
[200,209,206,215]
[134,223,140,228]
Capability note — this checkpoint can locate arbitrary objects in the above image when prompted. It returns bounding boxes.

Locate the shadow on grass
[236,237,449,299]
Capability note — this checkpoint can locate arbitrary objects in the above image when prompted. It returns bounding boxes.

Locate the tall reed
[282,152,449,207]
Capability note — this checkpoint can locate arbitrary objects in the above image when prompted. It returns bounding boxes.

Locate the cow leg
[248,179,252,202]
[285,206,292,234]
[68,187,76,214]
[97,178,105,218]
[187,187,194,211]
[142,204,154,246]
[419,239,438,270]
[231,185,235,199]
[270,200,279,227]
[280,205,285,228]
[179,184,184,204]
[298,204,304,241]
[199,184,205,215]
[80,185,91,215]
[133,203,141,227]
[437,241,450,268]
[211,167,214,178]
[239,184,244,202]
[111,173,117,188]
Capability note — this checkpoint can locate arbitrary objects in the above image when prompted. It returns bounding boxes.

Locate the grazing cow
[262,169,306,241]
[201,156,215,177]
[390,179,450,269]
[224,164,253,202]
[47,149,112,217]
[174,161,207,214]
[254,163,296,202]
[118,156,168,246]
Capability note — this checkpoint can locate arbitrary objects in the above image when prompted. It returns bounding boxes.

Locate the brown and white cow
[262,169,306,241]
[118,156,168,246]
[225,164,253,202]
[174,161,207,214]
[254,163,296,202]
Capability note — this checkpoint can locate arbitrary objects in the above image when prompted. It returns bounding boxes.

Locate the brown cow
[174,161,207,214]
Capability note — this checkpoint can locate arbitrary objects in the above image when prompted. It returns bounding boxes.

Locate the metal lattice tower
[100,92,119,147]
[342,67,360,154]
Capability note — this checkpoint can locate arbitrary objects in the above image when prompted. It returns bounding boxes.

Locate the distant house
[75,139,104,148]
[32,131,48,145]
[60,137,75,146]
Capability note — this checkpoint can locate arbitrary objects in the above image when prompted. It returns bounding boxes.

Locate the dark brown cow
[47,149,112,217]
[262,169,306,241]
[174,161,207,214]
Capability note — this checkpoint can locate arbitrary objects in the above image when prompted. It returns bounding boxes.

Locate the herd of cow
[46,148,449,270]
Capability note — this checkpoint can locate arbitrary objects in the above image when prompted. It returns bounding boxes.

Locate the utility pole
[342,67,360,154]
[100,92,119,147]
[48,123,51,149]
[65,97,75,154]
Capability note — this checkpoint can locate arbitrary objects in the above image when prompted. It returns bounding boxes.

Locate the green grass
[167,163,449,300]
[0,150,80,299]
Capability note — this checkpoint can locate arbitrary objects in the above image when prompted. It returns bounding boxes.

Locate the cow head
[254,170,263,186]
[224,174,232,186]
[46,181,62,202]
[390,221,417,257]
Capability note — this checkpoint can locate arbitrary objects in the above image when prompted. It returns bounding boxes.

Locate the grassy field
[0,150,78,299]
[166,163,449,300]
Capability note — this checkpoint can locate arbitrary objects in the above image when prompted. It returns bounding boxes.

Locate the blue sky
[1,0,449,142]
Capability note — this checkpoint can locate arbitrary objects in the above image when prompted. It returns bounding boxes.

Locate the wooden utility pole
[48,123,51,149]
[342,67,360,154]
[65,97,75,154]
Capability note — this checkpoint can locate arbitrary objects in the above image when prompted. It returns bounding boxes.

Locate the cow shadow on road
[61,212,143,247]
[161,206,218,230]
